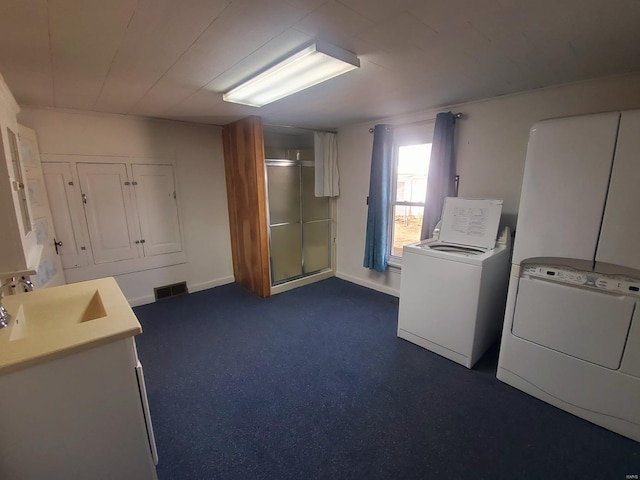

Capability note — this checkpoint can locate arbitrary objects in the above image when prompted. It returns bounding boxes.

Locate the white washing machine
[397,198,511,368]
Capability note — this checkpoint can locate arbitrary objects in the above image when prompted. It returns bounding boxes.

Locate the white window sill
[387,257,402,271]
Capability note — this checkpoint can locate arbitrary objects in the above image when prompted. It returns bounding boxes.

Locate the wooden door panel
[223,116,270,297]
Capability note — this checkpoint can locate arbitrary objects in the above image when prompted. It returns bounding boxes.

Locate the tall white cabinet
[0,76,41,278]
[78,163,141,264]
[18,125,65,288]
[42,159,184,282]
[42,162,91,268]
[131,164,183,257]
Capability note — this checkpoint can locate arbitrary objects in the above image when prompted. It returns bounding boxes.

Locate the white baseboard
[188,276,235,293]
[335,271,400,297]
[270,270,334,295]
[128,294,156,308]
[127,275,235,307]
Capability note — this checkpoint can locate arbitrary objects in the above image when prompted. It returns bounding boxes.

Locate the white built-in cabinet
[131,164,183,257]
[0,76,42,278]
[43,159,185,279]
[18,126,66,288]
[78,163,141,264]
[42,162,91,268]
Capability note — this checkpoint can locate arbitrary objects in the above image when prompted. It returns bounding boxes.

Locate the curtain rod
[368,112,463,133]
[263,123,337,134]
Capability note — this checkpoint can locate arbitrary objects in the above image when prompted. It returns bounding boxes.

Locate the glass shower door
[301,166,331,274]
[267,162,302,284]
[266,159,332,285]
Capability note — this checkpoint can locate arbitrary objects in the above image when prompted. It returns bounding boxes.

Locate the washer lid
[438,198,503,250]
[404,239,509,266]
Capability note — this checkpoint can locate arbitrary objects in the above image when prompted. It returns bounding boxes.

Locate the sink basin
[9,290,107,341]
[0,277,142,374]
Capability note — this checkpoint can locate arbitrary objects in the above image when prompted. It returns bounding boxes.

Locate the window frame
[388,123,435,260]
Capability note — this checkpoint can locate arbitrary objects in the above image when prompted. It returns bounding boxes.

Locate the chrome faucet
[0,278,34,328]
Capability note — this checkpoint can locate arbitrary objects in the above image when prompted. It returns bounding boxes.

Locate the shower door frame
[265,158,335,292]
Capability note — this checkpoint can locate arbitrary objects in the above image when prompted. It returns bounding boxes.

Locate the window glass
[390,126,433,258]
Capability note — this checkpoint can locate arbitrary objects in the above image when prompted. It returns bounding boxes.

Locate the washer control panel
[522,265,640,297]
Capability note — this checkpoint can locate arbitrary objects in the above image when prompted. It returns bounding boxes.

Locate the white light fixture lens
[223,42,360,107]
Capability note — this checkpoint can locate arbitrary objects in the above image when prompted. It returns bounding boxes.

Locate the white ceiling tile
[162,95,257,123]
[0,0,53,106]
[356,12,437,52]
[203,28,314,93]
[49,0,137,109]
[129,0,310,117]
[283,0,328,15]
[93,0,230,113]
[259,60,412,124]
[1,0,639,128]
[407,0,502,34]
[293,0,375,46]
[335,0,411,24]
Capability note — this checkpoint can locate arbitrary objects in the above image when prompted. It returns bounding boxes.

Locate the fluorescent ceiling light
[223,42,360,107]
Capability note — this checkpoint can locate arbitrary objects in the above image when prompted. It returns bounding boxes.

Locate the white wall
[336,73,640,296]
[18,107,234,305]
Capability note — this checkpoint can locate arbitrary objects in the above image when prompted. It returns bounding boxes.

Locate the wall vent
[154,281,188,301]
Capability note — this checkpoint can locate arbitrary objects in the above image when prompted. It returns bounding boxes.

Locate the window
[390,125,433,257]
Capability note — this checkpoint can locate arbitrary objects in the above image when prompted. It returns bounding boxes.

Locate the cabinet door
[512,112,619,265]
[596,110,640,273]
[42,162,91,269]
[18,126,66,287]
[131,164,182,257]
[78,163,140,264]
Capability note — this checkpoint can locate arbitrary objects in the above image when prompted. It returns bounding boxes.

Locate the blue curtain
[421,112,457,240]
[363,124,393,272]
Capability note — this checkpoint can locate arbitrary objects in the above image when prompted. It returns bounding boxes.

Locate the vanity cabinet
[0,277,158,478]
[0,74,41,277]
[0,336,158,480]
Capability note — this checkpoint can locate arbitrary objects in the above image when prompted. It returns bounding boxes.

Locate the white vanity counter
[0,277,141,373]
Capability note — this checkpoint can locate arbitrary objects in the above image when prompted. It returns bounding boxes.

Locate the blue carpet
[133,277,640,480]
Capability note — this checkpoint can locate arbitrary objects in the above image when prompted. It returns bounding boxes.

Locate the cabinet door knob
[54,239,63,255]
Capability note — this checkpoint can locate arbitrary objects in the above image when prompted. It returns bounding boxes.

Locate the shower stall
[264,129,334,291]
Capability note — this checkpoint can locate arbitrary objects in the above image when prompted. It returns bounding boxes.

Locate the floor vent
[154,281,188,301]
